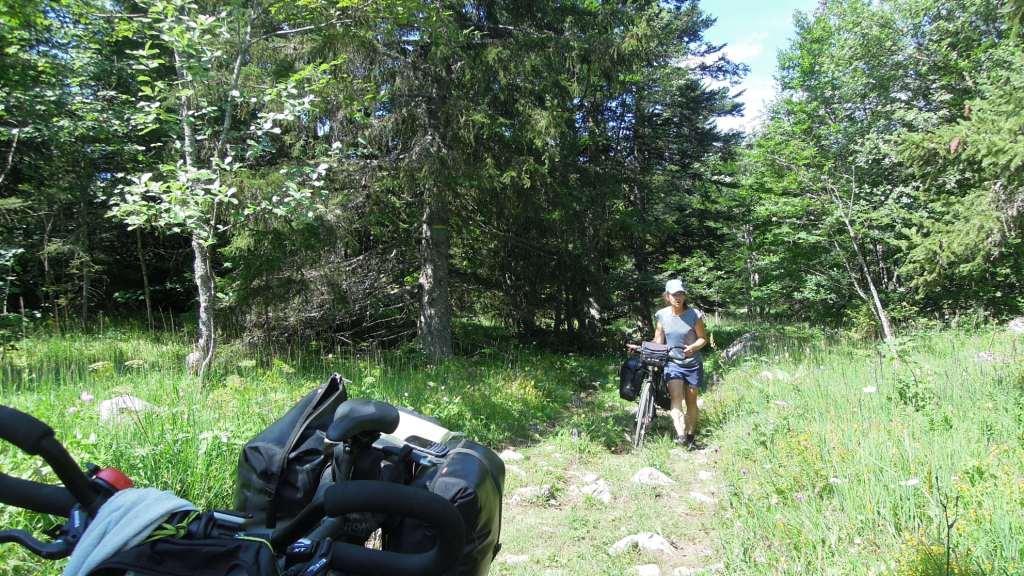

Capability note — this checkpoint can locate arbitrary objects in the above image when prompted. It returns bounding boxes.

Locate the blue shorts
[664,361,704,389]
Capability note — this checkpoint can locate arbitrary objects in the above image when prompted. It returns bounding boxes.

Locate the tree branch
[0,128,21,188]
[214,4,256,162]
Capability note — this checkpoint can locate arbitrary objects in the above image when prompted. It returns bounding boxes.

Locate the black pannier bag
[87,536,279,576]
[235,373,347,527]
[653,382,672,411]
[618,357,645,401]
[383,425,505,576]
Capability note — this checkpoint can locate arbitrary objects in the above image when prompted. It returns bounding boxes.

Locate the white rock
[722,332,757,362]
[499,448,524,462]
[862,386,877,394]
[900,478,920,487]
[772,400,790,407]
[579,479,612,503]
[510,484,553,505]
[696,398,705,409]
[609,533,675,556]
[697,470,713,481]
[632,467,675,486]
[1007,317,1024,334]
[503,554,529,565]
[99,395,154,423]
[759,369,790,382]
[637,564,661,576]
[976,351,1005,364]
[688,491,715,505]
[79,391,95,403]
[581,472,600,483]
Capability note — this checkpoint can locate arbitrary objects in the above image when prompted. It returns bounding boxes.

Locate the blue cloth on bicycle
[63,487,195,576]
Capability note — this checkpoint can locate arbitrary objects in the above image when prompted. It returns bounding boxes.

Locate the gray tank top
[655,306,704,366]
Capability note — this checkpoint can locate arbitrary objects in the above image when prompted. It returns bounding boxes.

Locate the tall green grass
[0,328,612,575]
[705,328,1024,575]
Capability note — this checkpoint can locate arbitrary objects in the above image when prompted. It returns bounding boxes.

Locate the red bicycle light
[94,468,133,492]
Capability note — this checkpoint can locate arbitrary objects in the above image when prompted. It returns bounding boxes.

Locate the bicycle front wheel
[633,377,655,449]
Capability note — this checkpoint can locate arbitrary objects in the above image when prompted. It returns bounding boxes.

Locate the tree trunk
[628,184,652,336]
[191,235,216,379]
[41,215,57,333]
[418,187,453,360]
[175,46,217,376]
[78,186,90,325]
[136,229,153,330]
[830,188,895,341]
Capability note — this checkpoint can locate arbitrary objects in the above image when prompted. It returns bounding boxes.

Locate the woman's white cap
[665,279,687,294]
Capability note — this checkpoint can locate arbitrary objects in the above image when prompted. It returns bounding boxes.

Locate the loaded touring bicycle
[0,374,504,576]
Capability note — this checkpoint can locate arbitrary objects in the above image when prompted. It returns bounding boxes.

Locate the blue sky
[697,0,819,131]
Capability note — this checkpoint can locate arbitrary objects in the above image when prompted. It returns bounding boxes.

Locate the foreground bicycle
[0,375,504,576]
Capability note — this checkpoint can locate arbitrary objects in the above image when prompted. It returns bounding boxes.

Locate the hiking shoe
[675,434,701,451]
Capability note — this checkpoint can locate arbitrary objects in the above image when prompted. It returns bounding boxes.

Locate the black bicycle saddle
[326,400,400,443]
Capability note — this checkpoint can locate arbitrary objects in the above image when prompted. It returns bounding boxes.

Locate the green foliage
[727,0,1022,335]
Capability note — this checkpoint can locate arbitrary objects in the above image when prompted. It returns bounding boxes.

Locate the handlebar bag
[86,536,278,576]
[235,373,347,528]
[640,342,670,367]
[383,435,505,576]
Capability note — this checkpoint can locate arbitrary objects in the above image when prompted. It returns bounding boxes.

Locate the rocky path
[490,399,726,576]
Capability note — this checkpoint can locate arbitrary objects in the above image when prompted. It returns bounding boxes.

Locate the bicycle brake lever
[0,505,90,559]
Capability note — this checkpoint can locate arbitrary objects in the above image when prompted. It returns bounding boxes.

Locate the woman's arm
[654,321,666,345]
[683,319,707,356]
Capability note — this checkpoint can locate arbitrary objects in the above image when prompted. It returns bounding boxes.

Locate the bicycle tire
[632,377,655,449]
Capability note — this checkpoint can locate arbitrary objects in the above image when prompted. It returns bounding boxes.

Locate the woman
[653,278,707,449]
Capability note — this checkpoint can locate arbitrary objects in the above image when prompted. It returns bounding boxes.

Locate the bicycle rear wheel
[632,377,655,449]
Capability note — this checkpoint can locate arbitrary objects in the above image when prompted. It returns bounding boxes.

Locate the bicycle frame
[632,365,665,449]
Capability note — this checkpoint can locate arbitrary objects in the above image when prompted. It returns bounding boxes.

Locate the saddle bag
[234,374,348,527]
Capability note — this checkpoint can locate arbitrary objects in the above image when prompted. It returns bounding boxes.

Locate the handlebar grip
[0,406,99,514]
[0,406,55,456]
[325,481,466,576]
[0,472,76,517]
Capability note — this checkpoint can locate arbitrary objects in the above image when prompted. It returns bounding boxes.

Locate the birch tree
[109,0,337,378]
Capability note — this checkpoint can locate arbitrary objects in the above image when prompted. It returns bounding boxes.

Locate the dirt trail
[491,399,725,576]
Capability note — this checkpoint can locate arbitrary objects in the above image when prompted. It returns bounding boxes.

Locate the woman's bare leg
[684,386,699,436]
[667,378,686,438]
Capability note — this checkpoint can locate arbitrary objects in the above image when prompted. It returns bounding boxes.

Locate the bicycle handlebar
[0,472,76,517]
[0,406,99,515]
[324,481,466,576]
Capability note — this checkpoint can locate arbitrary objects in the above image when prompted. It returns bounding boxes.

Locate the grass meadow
[1,320,1022,574]
[705,326,1024,575]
